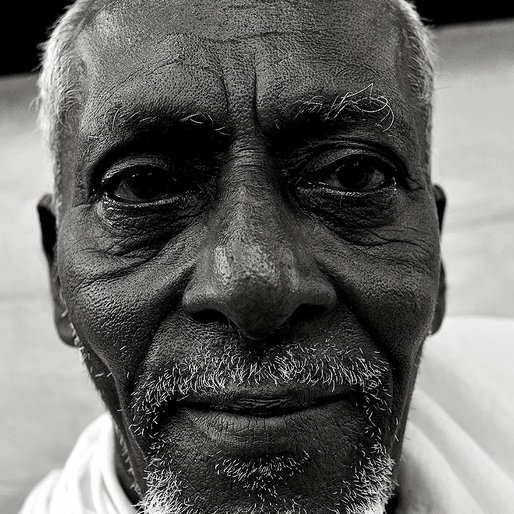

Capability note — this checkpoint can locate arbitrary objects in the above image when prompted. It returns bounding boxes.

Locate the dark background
[2,1,514,75]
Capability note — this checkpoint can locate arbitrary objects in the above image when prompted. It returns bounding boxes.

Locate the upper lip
[177,385,357,417]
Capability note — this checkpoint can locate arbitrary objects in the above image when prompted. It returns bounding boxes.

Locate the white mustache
[130,345,391,439]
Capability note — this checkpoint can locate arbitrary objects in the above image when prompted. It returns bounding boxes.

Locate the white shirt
[20,317,514,513]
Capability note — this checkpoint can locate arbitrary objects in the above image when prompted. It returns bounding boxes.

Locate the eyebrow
[100,102,229,137]
[291,84,396,131]
[80,100,231,163]
[77,100,233,176]
[262,83,418,166]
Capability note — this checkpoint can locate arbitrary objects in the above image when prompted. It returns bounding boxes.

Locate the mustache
[130,344,391,439]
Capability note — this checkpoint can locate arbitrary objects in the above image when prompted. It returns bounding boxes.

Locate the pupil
[127,170,164,199]
[337,157,373,189]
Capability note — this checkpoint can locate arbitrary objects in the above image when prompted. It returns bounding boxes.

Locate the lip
[180,386,357,418]
[143,381,376,457]
[175,389,360,455]
[168,384,360,450]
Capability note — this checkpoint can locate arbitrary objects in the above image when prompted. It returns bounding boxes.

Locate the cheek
[55,209,201,411]
[317,194,440,428]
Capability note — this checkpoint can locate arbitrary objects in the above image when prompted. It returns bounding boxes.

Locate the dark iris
[109,167,185,203]
[315,155,395,192]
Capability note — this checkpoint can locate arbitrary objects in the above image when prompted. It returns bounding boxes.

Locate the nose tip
[183,241,335,340]
[189,297,295,341]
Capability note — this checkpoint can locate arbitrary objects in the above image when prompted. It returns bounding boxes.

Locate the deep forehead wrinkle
[74,0,411,130]
[75,26,231,148]
[78,30,227,105]
[68,0,424,163]
[93,56,225,117]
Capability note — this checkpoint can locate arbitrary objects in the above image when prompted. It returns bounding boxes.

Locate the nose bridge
[214,182,298,288]
[215,180,296,268]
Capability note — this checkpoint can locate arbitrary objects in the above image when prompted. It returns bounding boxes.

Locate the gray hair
[38,0,101,215]
[38,0,434,215]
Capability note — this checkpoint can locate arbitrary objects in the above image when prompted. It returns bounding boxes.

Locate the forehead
[80,1,408,104]
[71,0,422,160]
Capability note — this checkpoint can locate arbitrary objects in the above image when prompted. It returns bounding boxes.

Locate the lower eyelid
[299,176,396,196]
[304,171,394,192]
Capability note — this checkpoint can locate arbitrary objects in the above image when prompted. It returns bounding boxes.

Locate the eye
[106,165,190,203]
[309,154,395,193]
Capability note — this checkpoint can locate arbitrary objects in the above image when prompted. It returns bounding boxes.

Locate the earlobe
[37,194,76,346]
[431,184,447,334]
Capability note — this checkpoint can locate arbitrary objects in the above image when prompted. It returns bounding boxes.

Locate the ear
[431,184,446,334]
[38,194,75,346]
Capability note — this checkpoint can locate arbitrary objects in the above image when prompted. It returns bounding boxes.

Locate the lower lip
[179,398,356,453]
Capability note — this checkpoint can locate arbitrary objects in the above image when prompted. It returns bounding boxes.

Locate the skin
[39,0,446,511]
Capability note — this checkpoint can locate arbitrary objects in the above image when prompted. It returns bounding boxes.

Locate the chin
[137,438,395,514]
[128,345,397,514]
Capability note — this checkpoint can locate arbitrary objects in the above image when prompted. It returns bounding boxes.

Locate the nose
[183,185,336,340]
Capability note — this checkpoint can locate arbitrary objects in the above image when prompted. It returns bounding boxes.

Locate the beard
[130,342,396,514]
[139,443,394,514]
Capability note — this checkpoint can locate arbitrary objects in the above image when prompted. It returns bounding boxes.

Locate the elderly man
[19,0,514,512]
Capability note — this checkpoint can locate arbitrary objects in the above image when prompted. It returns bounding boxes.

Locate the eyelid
[101,156,171,183]
[291,144,400,196]
[307,146,398,177]
[93,156,172,199]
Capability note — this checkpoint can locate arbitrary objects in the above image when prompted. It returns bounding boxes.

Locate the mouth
[181,387,357,418]
[167,386,361,454]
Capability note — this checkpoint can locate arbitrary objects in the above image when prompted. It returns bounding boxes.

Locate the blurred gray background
[1,18,514,514]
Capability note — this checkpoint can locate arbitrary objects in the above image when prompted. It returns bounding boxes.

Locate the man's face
[45,0,442,512]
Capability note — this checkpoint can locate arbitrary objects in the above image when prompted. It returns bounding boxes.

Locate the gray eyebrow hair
[99,104,228,136]
[78,104,230,170]
[292,83,395,131]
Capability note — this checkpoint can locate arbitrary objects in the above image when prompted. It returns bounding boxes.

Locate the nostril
[289,304,331,326]
[188,308,229,326]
